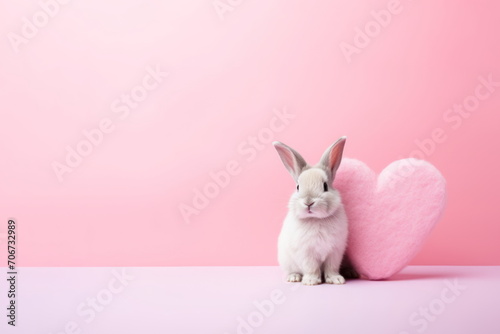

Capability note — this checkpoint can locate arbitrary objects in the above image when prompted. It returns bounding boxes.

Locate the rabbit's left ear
[273,141,308,182]
[320,136,347,178]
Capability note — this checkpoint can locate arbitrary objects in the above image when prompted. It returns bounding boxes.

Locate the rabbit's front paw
[287,273,302,282]
[302,274,321,285]
[325,274,345,285]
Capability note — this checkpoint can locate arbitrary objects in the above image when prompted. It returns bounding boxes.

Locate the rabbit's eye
[323,182,328,192]
[296,184,299,192]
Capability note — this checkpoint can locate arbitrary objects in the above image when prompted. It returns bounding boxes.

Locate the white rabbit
[273,137,349,285]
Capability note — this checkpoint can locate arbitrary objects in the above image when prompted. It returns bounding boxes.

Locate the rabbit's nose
[306,202,315,208]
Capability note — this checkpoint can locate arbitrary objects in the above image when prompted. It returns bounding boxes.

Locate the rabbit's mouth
[305,202,316,214]
[296,207,316,218]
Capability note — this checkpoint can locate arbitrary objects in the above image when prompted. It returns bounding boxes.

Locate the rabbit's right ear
[273,141,308,182]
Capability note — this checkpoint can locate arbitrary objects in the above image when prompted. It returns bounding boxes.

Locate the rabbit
[273,137,350,285]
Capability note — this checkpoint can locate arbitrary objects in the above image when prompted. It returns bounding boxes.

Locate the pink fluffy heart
[335,158,447,280]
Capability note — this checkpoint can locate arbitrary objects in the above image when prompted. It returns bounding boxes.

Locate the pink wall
[1,0,499,266]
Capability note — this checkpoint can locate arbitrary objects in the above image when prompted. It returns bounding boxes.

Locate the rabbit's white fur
[274,138,348,285]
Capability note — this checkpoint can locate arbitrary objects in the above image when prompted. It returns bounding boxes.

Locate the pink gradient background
[1,0,499,266]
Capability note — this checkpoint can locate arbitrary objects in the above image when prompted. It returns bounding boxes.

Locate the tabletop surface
[1,265,498,334]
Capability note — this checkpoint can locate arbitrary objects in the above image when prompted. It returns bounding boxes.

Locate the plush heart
[334,158,447,280]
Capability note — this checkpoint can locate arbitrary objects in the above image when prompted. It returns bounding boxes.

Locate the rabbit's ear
[320,136,347,178]
[273,141,308,182]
